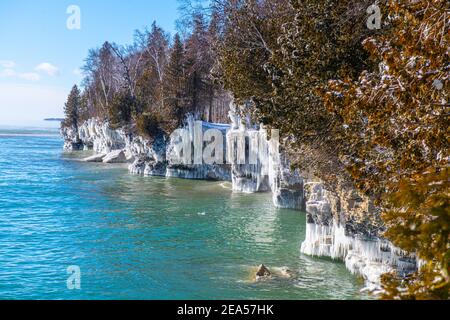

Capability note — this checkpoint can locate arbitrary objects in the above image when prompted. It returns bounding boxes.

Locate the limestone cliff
[301,182,418,291]
[61,113,417,292]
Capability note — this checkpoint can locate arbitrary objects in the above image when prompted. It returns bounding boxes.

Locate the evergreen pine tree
[63,85,81,130]
[164,33,186,128]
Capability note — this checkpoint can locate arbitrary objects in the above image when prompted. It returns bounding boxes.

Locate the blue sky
[0,0,180,127]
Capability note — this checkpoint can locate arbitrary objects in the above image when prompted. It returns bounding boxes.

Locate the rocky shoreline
[61,113,418,292]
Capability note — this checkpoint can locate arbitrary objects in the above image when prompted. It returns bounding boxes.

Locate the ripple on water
[0,130,366,299]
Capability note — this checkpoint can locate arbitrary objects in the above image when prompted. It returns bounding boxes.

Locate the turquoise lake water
[0,128,365,299]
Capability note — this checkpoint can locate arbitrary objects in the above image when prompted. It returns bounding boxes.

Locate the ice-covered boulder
[82,154,106,162]
[103,150,127,163]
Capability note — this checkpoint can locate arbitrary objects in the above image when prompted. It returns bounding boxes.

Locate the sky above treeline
[0,0,182,127]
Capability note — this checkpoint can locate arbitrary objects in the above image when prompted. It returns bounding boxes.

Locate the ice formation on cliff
[61,102,417,291]
[226,103,283,194]
[165,114,232,181]
[300,182,417,291]
[78,119,127,153]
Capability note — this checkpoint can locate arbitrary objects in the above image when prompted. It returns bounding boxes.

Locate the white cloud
[0,60,59,82]
[18,73,41,82]
[0,69,40,82]
[35,62,60,76]
[0,60,16,68]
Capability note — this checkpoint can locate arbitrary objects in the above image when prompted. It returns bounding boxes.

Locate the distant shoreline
[44,118,64,122]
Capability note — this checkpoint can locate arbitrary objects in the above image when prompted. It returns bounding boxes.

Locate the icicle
[301,221,418,290]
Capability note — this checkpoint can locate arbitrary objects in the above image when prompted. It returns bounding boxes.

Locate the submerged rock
[82,154,105,162]
[103,150,127,163]
[277,266,293,278]
[255,264,271,280]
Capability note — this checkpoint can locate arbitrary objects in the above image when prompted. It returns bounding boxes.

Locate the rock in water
[255,264,271,280]
[82,154,106,162]
[103,150,127,163]
[278,266,293,278]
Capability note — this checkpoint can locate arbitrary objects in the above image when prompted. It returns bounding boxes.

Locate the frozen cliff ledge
[271,156,304,211]
[164,116,232,181]
[225,104,305,210]
[61,113,306,210]
[61,119,127,154]
[61,117,233,181]
[300,182,417,292]
[78,119,127,153]
[61,114,412,293]
[61,126,83,151]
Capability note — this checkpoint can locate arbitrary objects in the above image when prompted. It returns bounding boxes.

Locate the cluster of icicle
[164,114,232,181]
[225,103,280,193]
[67,108,300,208]
[63,106,420,293]
[300,183,418,292]
[77,118,127,153]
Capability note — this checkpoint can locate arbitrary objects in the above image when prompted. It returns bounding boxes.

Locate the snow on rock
[103,150,127,163]
[61,125,83,151]
[82,154,106,162]
[78,118,127,154]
